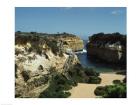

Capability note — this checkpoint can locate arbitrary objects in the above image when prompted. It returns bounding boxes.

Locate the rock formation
[46,33,84,52]
[15,32,82,97]
[86,33,126,65]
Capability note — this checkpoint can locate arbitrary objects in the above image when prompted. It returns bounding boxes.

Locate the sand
[69,73,125,98]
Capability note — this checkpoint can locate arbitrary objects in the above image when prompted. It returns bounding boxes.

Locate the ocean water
[76,40,120,73]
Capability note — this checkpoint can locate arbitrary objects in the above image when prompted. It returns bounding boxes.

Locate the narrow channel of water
[76,40,121,73]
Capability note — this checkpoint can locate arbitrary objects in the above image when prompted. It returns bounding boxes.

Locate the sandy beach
[69,73,125,98]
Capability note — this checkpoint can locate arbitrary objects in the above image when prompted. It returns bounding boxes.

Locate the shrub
[84,68,99,76]
[39,89,71,98]
[53,74,73,89]
[54,75,67,85]
[113,80,121,85]
[103,84,126,98]
[94,86,106,96]
[94,83,126,98]
[39,74,73,98]
[71,81,78,86]
[68,66,88,83]
[67,64,101,84]
[46,40,59,55]
[88,76,101,84]
[27,75,49,87]
[40,64,102,98]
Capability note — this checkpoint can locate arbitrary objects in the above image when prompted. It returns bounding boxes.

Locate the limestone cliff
[15,32,81,97]
[61,36,84,52]
[46,33,84,52]
[86,33,126,65]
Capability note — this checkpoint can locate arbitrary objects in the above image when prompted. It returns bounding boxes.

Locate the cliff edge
[86,33,126,66]
[15,32,82,97]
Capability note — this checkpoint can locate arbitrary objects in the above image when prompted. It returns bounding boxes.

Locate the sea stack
[86,33,126,65]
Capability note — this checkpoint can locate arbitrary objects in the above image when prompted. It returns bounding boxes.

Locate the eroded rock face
[15,33,81,97]
[46,34,84,52]
[62,37,84,52]
[86,33,126,65]
[87,47,122,63]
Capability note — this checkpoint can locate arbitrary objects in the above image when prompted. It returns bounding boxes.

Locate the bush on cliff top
[88,32,126,46]
[15,33,60,56]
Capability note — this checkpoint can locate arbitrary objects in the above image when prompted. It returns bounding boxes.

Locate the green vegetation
[67,64,89,83]
[39,74,72,98]
[16,31,104,98]
[94,79,126,98]
[15,32,69,56]
[113,80,121,85]
[39,90,71,98]
[94,86,106,96]
[68,64,101,84]
[27,75,49,88]
[88,76,101,84]
[86,32,126,66]
[46,40,59,55]
[39,64,101,98]
[84,68,99,76]
[104,83,126,98]
[94,83,126,98]
[88,32,126,46]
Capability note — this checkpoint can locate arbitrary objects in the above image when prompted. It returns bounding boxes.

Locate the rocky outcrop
[86,33,126,65]
[61,37,84,52]
[46,33,84,52]
[15,33,81,97]
[87,47,124,63]
[15,32,84,52]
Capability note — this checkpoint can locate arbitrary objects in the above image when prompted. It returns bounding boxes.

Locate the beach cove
[69,73,125,98]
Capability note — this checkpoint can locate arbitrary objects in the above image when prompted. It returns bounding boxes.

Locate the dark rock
[86,33,126,66]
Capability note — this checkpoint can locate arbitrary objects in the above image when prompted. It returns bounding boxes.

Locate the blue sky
[15,7,126,39]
